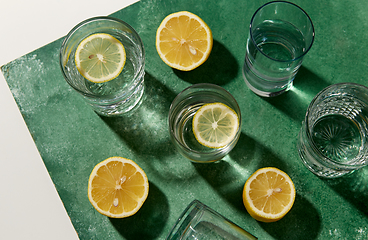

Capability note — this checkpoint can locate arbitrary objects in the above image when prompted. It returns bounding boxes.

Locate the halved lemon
[156,11,213,71]
[88,157,149,218]
[75,33,126,83]
[242,167,296,222]
[192,102,239,148]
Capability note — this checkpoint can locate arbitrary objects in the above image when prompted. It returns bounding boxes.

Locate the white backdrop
[0,1,138,239]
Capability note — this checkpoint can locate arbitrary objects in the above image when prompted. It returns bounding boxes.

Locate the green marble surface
[2,0,368,239]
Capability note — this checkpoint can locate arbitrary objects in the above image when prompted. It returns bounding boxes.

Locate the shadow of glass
[100,73,197,181]
[230,133,290,170]
[294,66,330,97]
[173,40,239,85]
[193,133,290,212]
[323,167,368,216]
[101,72,175,158]
[260,194,321,240]
[192,158,246,212]
[262,66,330,124]
[109,182,169,240]
[193,133,321,239]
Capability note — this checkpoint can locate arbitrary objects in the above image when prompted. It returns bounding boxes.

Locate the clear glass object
[166,200,257,240]
[298,83,368,178]
[60,16,145,116]
[242,1,314,97]
[168,83,241,163]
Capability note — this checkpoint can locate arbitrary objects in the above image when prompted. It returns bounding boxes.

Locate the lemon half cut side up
[156,11,213,71]
[242,167,296,222]
[88,156,149,218]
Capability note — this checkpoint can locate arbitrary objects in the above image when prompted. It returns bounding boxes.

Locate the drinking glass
[298,83,368,178]
[168,83,241,163]
[243,1,314,97]
[166,200,257,240]
[60,16,145,116]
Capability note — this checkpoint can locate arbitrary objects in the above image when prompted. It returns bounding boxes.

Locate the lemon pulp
[75,33,126,83]
[242,167,295,222]
[156,11,213,71]
[192,102,239,148]
[88,156,149,218]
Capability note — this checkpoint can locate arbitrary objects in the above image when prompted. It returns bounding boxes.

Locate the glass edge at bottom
[166,200,203,240]
[166,200,258,240]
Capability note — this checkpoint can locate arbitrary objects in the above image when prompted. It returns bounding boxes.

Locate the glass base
[243,76,293,97]
[88,80,144,117]
[297,129,354,178]
[242,62,293,97]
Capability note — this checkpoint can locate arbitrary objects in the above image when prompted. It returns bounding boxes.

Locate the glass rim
[304,82,368,168]
[59,16,145,98]
[168,83,242,158]
[166,199,257,240]
[166,200,204,240]
[249,0,315,63]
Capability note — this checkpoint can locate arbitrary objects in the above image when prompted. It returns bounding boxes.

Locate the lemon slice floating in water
[75,33,126,83]
[192,102,239,148]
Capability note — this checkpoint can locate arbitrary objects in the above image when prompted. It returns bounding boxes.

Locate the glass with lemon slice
[60,16,145,116]
[169,84,241,163]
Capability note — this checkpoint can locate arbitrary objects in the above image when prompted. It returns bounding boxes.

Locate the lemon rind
[192,102,239,149]
[155,11,213,71]
[243,167,295,222]
[87,156,149,218]
[75,33,126,83]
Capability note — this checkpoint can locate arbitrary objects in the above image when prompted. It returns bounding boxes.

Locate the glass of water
[60,16,145,116]
[298,83,368,178]
[168,83,241,163]
[243,1,314,97]
[166,200,257,240]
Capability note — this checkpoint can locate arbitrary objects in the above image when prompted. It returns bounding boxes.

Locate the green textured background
[2,0,368,239]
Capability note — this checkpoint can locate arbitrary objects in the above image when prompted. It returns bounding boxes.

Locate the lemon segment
[242,167,295,222]
[156,11,213,71]
[192,102,239,148]
[75,33,126,83]
[88,156,149,218]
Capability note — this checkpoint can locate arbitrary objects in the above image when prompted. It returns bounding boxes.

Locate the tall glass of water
[243,1,314,97]
[60,16,145,116]
[298,83,368,178]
